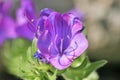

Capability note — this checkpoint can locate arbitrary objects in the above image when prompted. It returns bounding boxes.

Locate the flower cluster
[26,8,89,70]
[0,0,35,46]
[16,0,36,40]
[0,0,16,46]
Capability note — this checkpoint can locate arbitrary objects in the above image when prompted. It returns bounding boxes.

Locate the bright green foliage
[2,39,31,76]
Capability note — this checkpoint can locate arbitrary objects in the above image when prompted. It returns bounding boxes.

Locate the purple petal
[16,8,35,40]
[2,17,17,38]
[0,0,12,14]
[16,0,37,40]
[0,16,17,46]
[16,24,34,40]
[36,8,55,32]
[36,18,45,32]
[37,30,52,55]
[63,13,83,36]
[34,51,42,59]
[45,12,72,51]
[3,0,12,14]
[50,54,72,70]
[40,8,54,17]
[65,33,88,59]
[22,0,37,33]
[22,0,36,21]
[72,19,83,36]
[16,8,27,25]
[0,0,17,46]
[50,33,88,70]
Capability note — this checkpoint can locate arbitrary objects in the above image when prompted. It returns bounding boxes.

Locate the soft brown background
[74,0,120,63]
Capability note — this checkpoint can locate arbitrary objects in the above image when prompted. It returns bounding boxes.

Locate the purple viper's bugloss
[33,8,88,70]
[0,0,16,46]
[16,0,36,40]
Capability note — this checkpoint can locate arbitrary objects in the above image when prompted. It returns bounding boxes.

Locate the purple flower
[32,8,88,70]
[0,0,12,14]
[0,0,16,46]
[16,0,36,40]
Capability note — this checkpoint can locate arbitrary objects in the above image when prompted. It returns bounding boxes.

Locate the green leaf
[31,38,38,54]
[70,56,89,70]
[71,53,87,68]
[47,69,57,80]
[27,47,32,61]
[83,71,99,80]
[63,55,107,80]
[83,60,107,78]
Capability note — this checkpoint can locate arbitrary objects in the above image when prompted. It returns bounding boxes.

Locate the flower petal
[22,0,36,21]
[45,12,71,51]
[16,24,34,40]
[37,8,54,32]
[3,17,17,38]
[16,7,36,33]
[37,30,52,55]
[50,54,72,70]
[36,18,45,32]
[63,13,83,36]
[45,12,71,37]
[0,0,12,14]
[16,8,27,25]
[65,33,88,59]
[22,0,37,33]
[40,8,54,17]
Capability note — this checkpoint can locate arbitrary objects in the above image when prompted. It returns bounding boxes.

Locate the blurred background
[0,0,120,80]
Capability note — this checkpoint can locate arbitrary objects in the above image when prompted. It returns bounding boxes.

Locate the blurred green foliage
[2,38,107,80]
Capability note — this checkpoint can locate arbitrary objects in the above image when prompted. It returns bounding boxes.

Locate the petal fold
[63,13,83,36]
[50,54,72,70]
[65,33,88,59]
